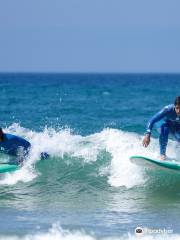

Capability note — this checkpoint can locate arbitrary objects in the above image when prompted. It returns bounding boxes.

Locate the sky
[0,0,180,73]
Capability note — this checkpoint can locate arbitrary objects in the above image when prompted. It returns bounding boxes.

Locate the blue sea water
[0,73,180,239]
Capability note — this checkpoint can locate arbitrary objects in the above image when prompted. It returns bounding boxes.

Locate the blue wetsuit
[146,104,180,155]
[0,133,31,157]
[0,133,49,162]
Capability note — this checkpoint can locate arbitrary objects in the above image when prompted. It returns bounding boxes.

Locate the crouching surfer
[0,128,49,165]
[142,96,180,160]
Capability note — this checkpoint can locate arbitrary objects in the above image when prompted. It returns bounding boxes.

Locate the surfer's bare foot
[160,155,166,161]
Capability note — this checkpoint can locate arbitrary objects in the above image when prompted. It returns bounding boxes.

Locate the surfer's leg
[159,123,169,156]
[174,132,180,143]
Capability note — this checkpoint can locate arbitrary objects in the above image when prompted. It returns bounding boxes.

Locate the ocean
[0,73,180,239]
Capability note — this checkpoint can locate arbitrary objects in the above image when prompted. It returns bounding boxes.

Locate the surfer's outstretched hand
[142,134,150,147]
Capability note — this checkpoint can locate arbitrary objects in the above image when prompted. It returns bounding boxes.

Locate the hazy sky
[0,0,180,72]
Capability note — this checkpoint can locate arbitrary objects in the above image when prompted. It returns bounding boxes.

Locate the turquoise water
[0,73,180,239]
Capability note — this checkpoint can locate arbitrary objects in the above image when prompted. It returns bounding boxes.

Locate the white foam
[0,223,95,240]
[0,124,179,187]
[0,223,179,240]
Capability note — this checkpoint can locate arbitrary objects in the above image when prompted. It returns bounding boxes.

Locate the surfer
[143,96,180,160]
[0,128,49,164]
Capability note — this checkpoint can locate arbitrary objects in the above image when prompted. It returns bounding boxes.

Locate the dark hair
[174,96,180,106]
[0,128,4,140]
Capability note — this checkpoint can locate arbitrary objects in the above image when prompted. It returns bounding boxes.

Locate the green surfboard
[0,163,20,173]
[130,156,180,171]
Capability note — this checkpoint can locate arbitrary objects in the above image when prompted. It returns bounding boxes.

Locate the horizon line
[0,71,180,75]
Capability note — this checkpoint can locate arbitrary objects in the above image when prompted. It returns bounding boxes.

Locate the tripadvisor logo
[135,227,143,235]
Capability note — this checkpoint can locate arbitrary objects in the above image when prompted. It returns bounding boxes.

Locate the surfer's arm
[143,106,169,148]
[145,107,169,135]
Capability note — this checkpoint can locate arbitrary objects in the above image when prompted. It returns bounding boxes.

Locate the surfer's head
[174,96,180,116]
[0,128,4,141]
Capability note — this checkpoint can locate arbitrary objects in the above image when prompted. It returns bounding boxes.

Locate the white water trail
[0,124,178,187]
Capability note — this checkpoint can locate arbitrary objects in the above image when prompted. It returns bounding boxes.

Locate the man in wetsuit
[0,128,31,164]
[0,128,49,164]
[143,96,180,160]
